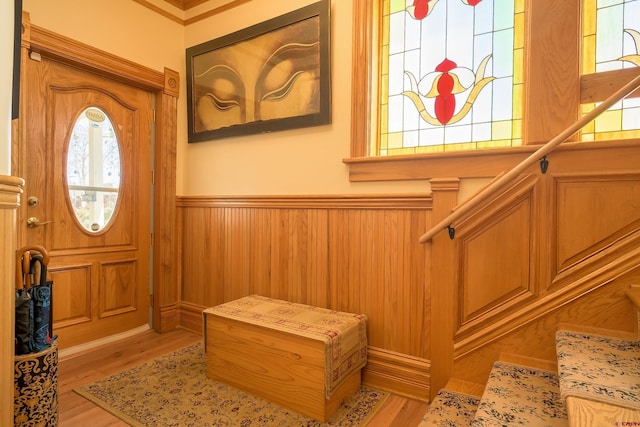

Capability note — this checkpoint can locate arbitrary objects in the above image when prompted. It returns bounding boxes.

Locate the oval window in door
[66,107,121,233]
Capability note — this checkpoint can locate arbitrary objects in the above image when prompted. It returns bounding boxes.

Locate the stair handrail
[419,72,640,244]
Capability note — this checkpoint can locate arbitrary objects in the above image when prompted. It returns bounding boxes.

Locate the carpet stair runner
[420,330,640,426]
[556,329,640,426]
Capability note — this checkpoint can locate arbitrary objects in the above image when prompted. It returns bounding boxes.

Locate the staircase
[420,286,640,426]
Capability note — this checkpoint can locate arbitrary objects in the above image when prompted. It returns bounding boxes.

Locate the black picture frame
[186,0,331,142]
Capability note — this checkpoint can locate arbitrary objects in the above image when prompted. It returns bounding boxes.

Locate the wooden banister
[419,72,640,244]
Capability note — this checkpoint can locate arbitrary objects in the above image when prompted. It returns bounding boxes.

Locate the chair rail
[419,72,640,244]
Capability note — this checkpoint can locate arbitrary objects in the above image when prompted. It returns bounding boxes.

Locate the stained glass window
[582,0,640,141]
[376,0,525,156]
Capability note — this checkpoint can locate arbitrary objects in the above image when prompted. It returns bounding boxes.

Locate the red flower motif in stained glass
[413,0,430,20]
[408,0,481,20]
[409,0,440,20]
[402,54,494,127]
[434,59,458,124]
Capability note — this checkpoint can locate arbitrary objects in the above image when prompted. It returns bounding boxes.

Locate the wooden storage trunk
[203,295,368,422]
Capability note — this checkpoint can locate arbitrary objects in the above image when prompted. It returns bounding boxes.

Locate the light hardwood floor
[57,328,428,426]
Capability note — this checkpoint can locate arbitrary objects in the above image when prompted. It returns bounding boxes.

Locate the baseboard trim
[362,347,430,402]
[159,303,180,332]
[179,301,206,334]
[58,324,151,361]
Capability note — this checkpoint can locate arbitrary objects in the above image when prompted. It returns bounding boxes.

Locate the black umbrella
[15,245,54,355]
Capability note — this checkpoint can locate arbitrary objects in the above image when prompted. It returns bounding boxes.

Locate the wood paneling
[345,139,640,182]
[581,68,640,103]
[454,270,640,385]
[458,176,539,326]
[154,90,179,332]
[428,178,460,398]
[0,176,24,427]
[177,194,432,400]
[455,174,542,335]
[553,172,640,273]
[424,144,640,390]
[524,0,581,144]
[50,264,92,328]
[350,0,375,158]
[100,259,138,317]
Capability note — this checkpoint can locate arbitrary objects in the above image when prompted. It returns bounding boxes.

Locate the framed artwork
[186,0,331,142]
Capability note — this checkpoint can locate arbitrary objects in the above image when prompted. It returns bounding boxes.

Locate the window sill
[343,139,640,182]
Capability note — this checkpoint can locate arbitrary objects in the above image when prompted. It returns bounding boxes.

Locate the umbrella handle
[16,245,50,290]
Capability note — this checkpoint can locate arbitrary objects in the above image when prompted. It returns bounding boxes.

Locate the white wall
[0,1,14,175]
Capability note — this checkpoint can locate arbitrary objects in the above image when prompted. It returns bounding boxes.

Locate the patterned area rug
[74,343,387,427]
[419,389,480,426]
[556,329,640,410]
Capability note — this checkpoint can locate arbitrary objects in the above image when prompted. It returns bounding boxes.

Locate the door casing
[14,17,180,335]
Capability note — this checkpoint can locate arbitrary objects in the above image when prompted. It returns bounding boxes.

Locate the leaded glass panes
[376,0,524,156]
[582,0,640,141]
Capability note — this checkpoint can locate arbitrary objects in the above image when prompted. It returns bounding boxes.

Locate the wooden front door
[19,56,153,348]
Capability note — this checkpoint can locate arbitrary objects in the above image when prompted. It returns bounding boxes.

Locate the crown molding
[131,0,248,25]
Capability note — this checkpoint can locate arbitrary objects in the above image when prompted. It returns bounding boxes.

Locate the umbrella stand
[14,245,59,426]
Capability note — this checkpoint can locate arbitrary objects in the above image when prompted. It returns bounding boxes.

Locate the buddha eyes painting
[186,0,331,142]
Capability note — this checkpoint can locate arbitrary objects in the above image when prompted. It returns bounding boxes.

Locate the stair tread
[556,329,640,410]
[472,361,568,426]
[419,389,480,426]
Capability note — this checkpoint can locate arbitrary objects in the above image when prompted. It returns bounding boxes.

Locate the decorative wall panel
[554,172,640,272]
[178,194,432,400]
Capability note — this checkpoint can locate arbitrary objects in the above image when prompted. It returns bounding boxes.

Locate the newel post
[428,178,460,400]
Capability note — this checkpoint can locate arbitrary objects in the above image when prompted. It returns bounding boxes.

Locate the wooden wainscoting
[176,194,432,401]
[427,141,640,390]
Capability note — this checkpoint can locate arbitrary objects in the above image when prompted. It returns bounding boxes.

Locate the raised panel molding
[49,264,93,328]
[453,238,640,360]
[454,175,540,337]
[459,201,535,324]
[99,259,138,318]
[449,169,640,360]
[552,171,640,274]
